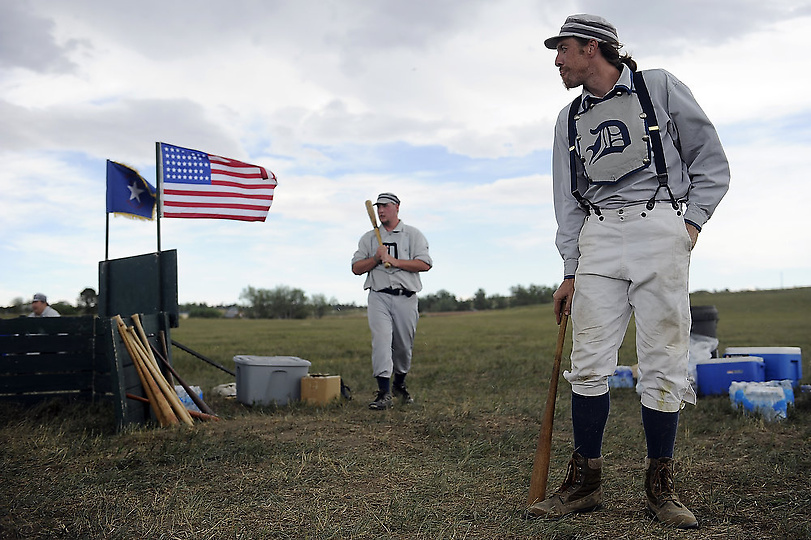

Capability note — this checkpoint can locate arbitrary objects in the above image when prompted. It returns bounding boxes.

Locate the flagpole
[105,212,109,261]
[155,142,166,322]
[155,142,162,253]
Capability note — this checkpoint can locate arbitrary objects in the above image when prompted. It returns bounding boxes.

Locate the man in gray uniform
[352,193,432,410]
[528,15,730,528]
[29,293,60,318]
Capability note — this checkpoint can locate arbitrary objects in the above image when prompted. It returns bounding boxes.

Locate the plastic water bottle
[729,380,793,422]
[175,385,203,413]
[608,366,635,388]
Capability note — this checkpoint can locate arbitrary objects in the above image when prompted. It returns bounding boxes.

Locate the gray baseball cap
[374,193,400,206]
[544,14,619,49]
[33,293,47,303]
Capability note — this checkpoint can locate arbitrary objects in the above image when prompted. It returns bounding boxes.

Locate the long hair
[575,37,637,72]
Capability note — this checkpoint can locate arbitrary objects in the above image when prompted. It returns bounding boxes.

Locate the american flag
[159,142,277,221]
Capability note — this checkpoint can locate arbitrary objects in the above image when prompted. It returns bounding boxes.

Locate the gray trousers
[367,290,419,379]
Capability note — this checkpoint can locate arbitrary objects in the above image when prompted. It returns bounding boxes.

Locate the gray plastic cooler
[234,355,311,406]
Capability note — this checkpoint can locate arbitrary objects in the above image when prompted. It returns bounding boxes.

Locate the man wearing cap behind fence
[29,293,61,318]
[527,15,729,528]
[352,193,432,410]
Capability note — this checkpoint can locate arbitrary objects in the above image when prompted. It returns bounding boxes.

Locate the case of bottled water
[729,380,794,422]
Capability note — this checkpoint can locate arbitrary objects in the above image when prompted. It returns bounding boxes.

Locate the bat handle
[373,231,392,268]
[366,200,392,268]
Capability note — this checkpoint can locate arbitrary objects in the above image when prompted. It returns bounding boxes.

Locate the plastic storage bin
[234,355,311,406]
[695,356,765,396]
[723,347,802,386]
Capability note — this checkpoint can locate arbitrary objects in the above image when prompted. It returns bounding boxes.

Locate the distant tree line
[231,283,558,320]
[418,284,557,313]
[1,284,558,320]
[0,288,98,317]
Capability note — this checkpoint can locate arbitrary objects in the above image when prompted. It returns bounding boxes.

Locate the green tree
[185,303,223,318]
[419,290,460,313]
[472,288,489,310]
[240,285,309,319]
[51,301,78,316]
[310,294,334,319]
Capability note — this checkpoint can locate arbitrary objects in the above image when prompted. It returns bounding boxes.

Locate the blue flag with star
[106,160,156,220]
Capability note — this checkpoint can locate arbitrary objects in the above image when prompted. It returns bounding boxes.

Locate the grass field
[1,288,809,539]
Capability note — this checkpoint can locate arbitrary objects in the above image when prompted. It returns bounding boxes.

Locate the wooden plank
[0,390,100,405]
[0,353,96,374]
[0,334,94,354]
[0,372,94,393]
[0,316,95,335]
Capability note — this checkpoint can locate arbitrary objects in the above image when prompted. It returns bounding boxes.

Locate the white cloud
[1,1,810,308]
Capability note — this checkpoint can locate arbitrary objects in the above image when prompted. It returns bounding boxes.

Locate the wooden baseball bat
[131,315,194,426]
[126,393,220,422]
[365,200,391,268]
[150,341,217,416]
[125,326,183,426]
[113,315,177,426]
[527,312,569,506]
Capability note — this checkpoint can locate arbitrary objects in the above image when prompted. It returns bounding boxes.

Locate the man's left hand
[686,223,699,249]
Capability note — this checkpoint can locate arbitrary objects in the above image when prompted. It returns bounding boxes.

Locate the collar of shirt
[385,220,405,233]
[580,64,634,112]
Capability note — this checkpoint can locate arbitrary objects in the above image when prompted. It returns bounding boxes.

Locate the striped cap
[544,14,619,49]
[374,192,400,206]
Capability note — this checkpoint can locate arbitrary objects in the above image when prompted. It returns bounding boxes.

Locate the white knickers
[564,203,697,412]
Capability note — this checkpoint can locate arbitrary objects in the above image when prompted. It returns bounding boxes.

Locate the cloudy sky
[2,0,810,309]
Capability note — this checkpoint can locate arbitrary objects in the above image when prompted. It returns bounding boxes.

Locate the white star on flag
[127,182,144,202]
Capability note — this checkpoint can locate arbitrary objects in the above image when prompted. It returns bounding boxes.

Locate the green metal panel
[98,250,179,327]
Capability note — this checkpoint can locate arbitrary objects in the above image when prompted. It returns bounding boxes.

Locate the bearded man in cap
[352,193,432,410]
[528,15,730,528]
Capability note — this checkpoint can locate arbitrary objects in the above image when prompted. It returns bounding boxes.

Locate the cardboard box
[695,356,765,396]
[301,375,342,404]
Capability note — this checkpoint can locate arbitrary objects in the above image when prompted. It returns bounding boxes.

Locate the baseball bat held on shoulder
[527,312,569,506]
[365,200,391,268]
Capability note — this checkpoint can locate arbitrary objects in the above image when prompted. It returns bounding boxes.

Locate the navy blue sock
[393,373,406,387]
[376,376,391,394]
[641,405,679,459]
[572,392,610,459]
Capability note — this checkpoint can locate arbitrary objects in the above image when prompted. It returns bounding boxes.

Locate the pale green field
[1,288,809,539]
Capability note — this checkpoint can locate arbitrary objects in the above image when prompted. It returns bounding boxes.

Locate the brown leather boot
[527,452,603,519]
[645,457,698,529]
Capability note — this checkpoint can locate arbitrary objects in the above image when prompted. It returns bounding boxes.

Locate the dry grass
[1,288,809,539]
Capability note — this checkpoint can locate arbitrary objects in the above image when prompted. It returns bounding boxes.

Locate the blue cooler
[695,356,765,396]
[724,347,802,386]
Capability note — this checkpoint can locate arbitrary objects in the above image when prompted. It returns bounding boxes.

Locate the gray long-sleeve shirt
[552,66,730,278]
